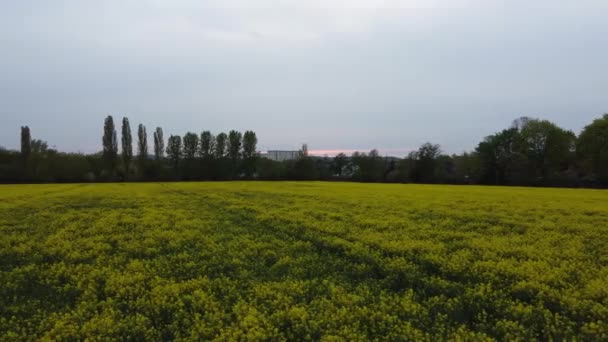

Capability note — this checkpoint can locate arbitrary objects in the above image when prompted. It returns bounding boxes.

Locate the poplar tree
[153,127,164,160]
[20,126,31,164]
[121,117,133,176]
[227,130,242,160]
[138,124,148,161]
[242,131,257,160]
[215,133,227,158]
[183,132,199,160]
[242,130,257,177]
[103,115,118,173]
[166,135,182,169]
[199,131,214,158]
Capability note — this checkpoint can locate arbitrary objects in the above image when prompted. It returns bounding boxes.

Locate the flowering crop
[0,182,607,340]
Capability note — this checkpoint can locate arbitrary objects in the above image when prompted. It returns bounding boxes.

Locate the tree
[242,131,258,177]
[166,135,182,170]
[332,153,347,177]
[242,131,257,160]
[300,144,309,158]
[288,144,318,180]
[227,130,242,160]
[20,126,31,166]
[350,149,384,182]
[199,131,215,158]
[137,124,148,161]
[577,114,608,184]
[519,119,576,181]
[215,133,227,158]
[182,133,199,160]
[153,127,164,160]
[408,143,442,183]
[121,117,133,177]
[476,128,523,184]
[103,115,118,174]
[31,139,49,154]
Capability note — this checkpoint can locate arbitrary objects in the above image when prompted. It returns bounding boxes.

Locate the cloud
[1,0,607,154]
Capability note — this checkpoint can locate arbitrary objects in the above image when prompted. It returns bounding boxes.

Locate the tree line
[1,114,607,187]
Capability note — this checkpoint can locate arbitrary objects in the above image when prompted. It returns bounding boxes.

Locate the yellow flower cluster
[0,182,606,340]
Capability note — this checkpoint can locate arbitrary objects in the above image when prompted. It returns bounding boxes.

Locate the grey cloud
[1,0,607,155]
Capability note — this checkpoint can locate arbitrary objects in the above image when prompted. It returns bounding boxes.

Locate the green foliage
[332,153,347,177]
[137,124,148,162]
[519,118,576,180]
[215,133,227,158]
[102,116,118,173]
[242,131,257,160]
[121,117,133,177]
[20,126,31,162]
[182,132,199,160]
[351,150,385,182]
[242,131,258,177]
[227,130,243,161]
[166,135,182,169]
[1,182,607,340]
[199,131,214,159]
[476,118,577,185]
[153,127,164,160]
[577,114,608,184]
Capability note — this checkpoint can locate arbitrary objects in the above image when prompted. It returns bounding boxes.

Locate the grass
[1,182,607,340]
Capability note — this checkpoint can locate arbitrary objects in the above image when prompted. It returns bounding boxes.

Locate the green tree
[103,115,118,174]
[137,124,148,161]
[577,114,608,184]
[332,153,347,177]
[242,131,257,177]
[519,119,576,181]
[215,133,227,158]
[153,127,164,160]
[121,117,133,177]
[242,131,257,160]
[476,128,523,184]
[166,135,182,171]
[227,130,243,161]
[20,126,31,168]
[183,132,199,160]
[199,131,215,158]
[408,143,442,183]
[351,149,385,182]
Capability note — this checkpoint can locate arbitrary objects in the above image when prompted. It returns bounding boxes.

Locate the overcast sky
[1,0,607,156]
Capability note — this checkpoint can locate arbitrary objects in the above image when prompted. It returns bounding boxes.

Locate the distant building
[262,150,300,161]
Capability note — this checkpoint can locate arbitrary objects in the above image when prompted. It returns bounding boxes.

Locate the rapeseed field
[0,182,607,340]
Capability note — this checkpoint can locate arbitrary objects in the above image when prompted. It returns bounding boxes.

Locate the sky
[1,0,607,156]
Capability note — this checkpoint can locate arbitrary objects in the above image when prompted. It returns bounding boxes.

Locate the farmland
[1,182,607,340]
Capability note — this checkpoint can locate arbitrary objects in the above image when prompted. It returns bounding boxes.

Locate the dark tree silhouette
[577,114,608,184]
[332,153,347,177]
[3,114,608,187]
[20,126,31,166]
[103,116,118,174]
[199,131,214,158]
[242,131,257,160]
[137,124,148,161]
[153,127,164,160]
[121,117,133,177]
[166,135,182,170]
[408,143,441,183]
[519,119,576,181]
[215,133,227,158]
[227,130,242,161]
[242,130,258,177]
[183,132,199,160]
